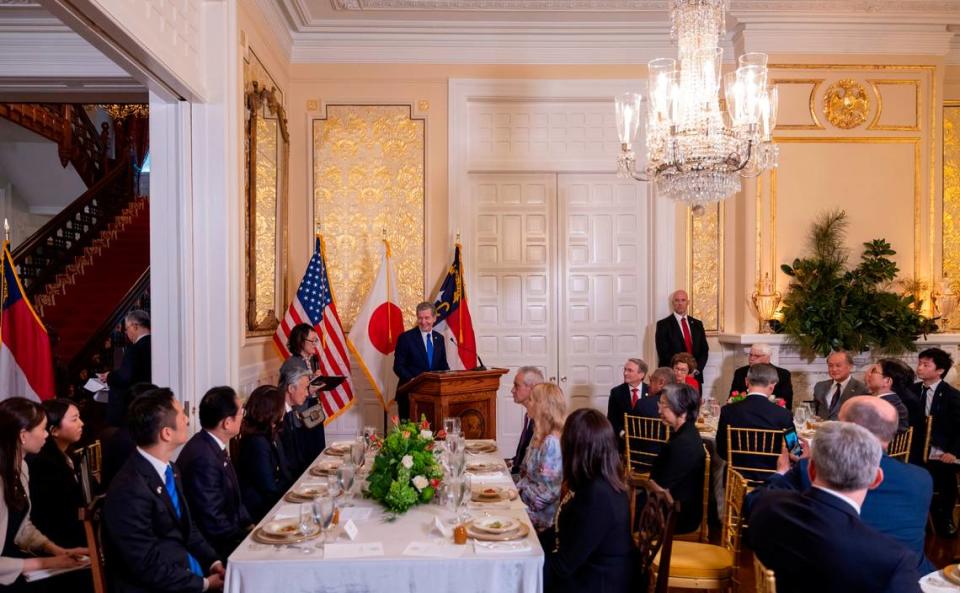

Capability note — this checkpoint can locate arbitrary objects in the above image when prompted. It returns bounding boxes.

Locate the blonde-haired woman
[517,382,566,549]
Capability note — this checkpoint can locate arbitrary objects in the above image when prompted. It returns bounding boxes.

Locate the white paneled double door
[469,172,651,453]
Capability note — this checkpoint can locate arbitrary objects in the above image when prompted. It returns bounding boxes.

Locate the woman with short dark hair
[237,386,288,522]
[27,399,87,549]
[652,382,706,535]
[544,408,632,593]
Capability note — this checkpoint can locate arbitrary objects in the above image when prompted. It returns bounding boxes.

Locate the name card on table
[403,541,467,558]
[343,519,359,541]
[323,542,384,559]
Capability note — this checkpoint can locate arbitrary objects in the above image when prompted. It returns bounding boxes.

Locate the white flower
[401,455,414,469]
[412,475,429,491]
[420,429,433,439]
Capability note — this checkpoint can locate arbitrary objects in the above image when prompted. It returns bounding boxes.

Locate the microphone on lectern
[449,337,487,371]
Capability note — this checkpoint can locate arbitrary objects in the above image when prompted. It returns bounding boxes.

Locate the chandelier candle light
[615,0,779,209]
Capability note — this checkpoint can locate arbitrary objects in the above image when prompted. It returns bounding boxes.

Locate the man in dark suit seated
[606,357,649,445]
[812,350,870,420]
[278,366,315,482]
[728,344,794,409]
[104,389,223,593]
[747,396,934,574]
[909,347,960,536]
[715,363,793,483]
[99,309,152,427]
[393,301,450,419]
[749,421,922,593]
[640,367,675,418]
[507,366,543,477]
[654,289,708,385]
[177,386,253,559]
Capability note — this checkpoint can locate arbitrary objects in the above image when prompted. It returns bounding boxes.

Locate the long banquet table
[225,440,544,593]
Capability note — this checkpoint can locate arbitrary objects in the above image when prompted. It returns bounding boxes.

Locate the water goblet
[350,439,365,468]
[326,474,342,501]
[312,495,336,550]
[297,504,315,554]
[337,464,356,507]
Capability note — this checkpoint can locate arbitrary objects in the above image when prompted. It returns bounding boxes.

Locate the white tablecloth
[922,570,960,592]
[225,442,544,593]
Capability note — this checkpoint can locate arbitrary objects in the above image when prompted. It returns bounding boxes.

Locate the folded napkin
[473,540,533,555]
[402,541,467,558]
[323,542,384,559]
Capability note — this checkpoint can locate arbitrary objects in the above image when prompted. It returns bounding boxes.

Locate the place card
[433,515,453,538]
[403,541,466,558]
[323,542,384,559]
[339,507,373,522]
[343,519,359,541]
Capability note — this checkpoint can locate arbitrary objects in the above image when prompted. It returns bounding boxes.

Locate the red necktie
[681,316,694,354]
[631,387,639,407]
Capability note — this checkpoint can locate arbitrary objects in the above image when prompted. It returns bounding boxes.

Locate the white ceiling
[255,0,960,63]
[0,1,146,101]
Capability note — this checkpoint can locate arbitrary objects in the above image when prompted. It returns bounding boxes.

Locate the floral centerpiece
[728,391,786,408]
[366,416,444,514]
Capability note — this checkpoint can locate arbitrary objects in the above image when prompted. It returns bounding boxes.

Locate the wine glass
[445,477,467,524]
[337,464,356,507]
[312,495,336,550]
[326,474,342,501]
[297,504,315,554]
[443,417,457,438]
[794,406,809,429]
[450,447,467,478]
[350,439,365,468]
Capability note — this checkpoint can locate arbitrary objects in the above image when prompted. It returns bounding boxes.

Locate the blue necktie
[164,465,204,578]
[425,334,434,370]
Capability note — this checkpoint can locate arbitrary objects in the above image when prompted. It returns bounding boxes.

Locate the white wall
[0,123,86,215]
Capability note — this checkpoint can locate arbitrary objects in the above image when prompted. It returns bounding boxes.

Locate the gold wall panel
[867,80,920,132]
[945,104,960,286]
[688,202,723,333]
[313,105,425,330]
[772,79,824,130]
[823,79,870,129]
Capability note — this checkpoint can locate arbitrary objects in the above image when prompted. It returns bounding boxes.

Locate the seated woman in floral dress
[517,382,567,550]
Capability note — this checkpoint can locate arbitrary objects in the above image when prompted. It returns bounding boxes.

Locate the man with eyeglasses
[728,343,794,409]
[177,386,253,558]
[99,309,152,427]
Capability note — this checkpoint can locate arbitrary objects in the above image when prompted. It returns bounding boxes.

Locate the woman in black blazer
[544,408,632,593]
[237,386,287,522]
[651,382,705,535]
[27,399,87,548]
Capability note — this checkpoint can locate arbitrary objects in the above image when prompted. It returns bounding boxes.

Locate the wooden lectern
[398,369,508,440]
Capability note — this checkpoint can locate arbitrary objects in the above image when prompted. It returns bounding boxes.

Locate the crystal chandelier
[615,0,779,208]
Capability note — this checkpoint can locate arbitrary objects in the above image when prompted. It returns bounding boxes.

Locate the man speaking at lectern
[393,302,449,419]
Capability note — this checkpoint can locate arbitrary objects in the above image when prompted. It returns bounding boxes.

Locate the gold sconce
[752,273,782,334]
[932,275,959,333]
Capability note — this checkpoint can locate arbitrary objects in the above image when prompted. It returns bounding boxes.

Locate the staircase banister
[11,157,131,262]
[66,268,150,379]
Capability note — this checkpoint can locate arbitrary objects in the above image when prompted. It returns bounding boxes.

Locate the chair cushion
[652,541,734,579]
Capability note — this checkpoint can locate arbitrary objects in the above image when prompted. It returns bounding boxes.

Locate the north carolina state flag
[0,241,55,401]
[347,239,403,409]
[433,243,477,370]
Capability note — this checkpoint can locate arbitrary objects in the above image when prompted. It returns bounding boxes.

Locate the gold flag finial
[455,229,461,244]
[3,219,8,243]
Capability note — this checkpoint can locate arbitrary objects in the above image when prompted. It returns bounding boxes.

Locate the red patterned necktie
[681,316,694,354]
[631,387,639,407]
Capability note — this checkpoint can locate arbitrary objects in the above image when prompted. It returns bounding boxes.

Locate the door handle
[560,376,567,383]
[548,376,557,382]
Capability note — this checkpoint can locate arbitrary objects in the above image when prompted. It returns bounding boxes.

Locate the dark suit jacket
[749,488,922,593]
[544,479,633,593]
[101,426,136,490]
[908,380,960,458]
[393,327,449,418]
[748,455,934,574]
[650,421,705,534]
[106,335,152,427]
[237,434,287,523]
[654,315,708,380]
[176,431,252,559]
[607,383,649,441]
[715,393,793,483]
[879,393,911,433]
[812,378,870,420]
[511,416,535,477]
[278,408,319,481]
[27,439,86,548]
[729,365,794,409]
[103,451,219,593]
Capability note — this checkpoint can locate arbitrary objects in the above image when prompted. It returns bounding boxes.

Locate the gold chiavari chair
[725,427,784,489]
[754,556,777,593]
[85,440,103,483]
[888,427,912,462]
[650,470,749,593]
[80,495,107,593]
[675,443,711,543]
[923,415,934,463]
[624,414,670,479]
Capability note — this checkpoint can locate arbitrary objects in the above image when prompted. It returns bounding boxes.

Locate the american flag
[273,236,354,420]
